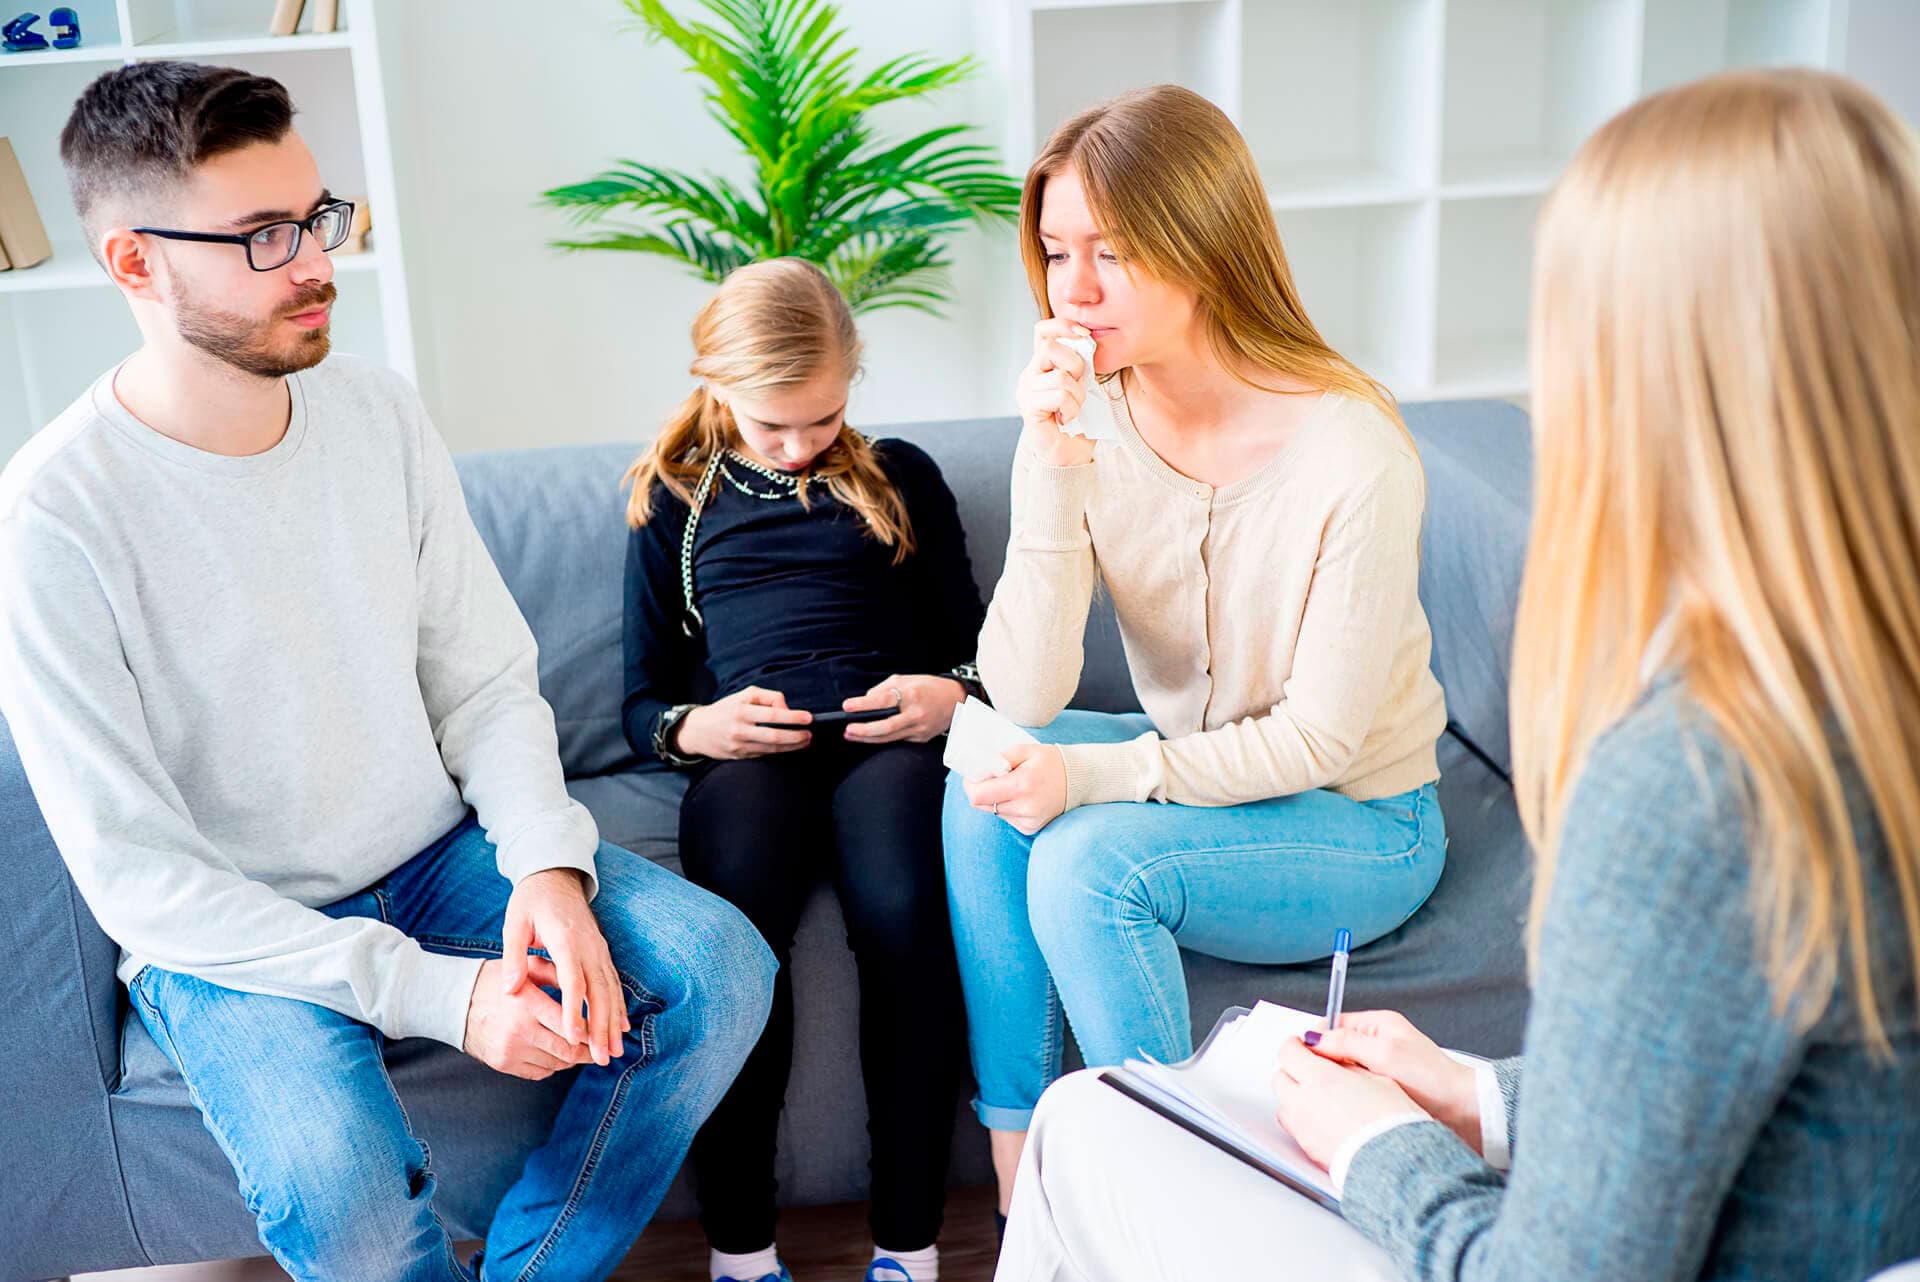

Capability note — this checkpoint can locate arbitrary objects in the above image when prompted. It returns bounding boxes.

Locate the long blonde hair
[1512,69,1920,1053]
[624,257,914,561]
[1020,85,1404,435]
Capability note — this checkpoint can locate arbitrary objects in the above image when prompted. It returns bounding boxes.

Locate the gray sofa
[0,400,1535,1281]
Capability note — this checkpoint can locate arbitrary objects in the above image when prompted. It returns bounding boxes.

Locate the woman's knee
[1026,807,1151,931]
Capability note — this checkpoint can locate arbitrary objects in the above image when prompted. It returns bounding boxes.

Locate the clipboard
[1094,1003,1344,1215]
[1098,1068,1342,1214]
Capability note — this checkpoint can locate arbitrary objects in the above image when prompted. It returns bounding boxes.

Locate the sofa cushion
[456,444,639,779]
[1402,401,1533,778]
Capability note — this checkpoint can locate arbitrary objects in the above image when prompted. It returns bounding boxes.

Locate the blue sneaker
[865,1259,914,1282]
[718,1265,791,1282]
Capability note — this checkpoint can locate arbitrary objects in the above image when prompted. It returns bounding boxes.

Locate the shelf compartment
[1641,0,1834,94]
[1028,1,1237,154]
[1432,193,1540,396]
[1275,199,1433,399]
[1242,0,1441,205]
[1440,0,1638,188]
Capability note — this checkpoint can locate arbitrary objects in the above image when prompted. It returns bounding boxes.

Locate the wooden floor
[76,1185,1003,1282]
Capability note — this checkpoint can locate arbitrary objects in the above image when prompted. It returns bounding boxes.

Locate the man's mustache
[279,283,337,317]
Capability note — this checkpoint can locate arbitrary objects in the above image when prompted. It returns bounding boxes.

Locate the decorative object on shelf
[268,0,306,37]
[1,12,48,51]
[0,137,51,269]
[335,196,371,253]
[311,0,338,33]
[542,0,1022,315]
[47,4,74,47]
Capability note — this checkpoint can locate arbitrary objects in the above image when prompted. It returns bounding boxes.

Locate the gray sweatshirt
[0,354,599,1050]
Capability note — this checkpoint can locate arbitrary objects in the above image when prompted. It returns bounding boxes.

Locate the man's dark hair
[60,61,295,247]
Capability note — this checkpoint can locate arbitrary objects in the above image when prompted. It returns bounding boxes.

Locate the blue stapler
[48,5,77,47]
[2,12,49,51]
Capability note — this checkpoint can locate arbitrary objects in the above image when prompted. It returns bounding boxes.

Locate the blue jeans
[127,813,777,1282]
[942,710,1445,1131]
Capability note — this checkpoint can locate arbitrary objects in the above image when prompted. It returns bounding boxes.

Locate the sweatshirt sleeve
[410,412,601,896]
[621,498,701,763]
[0,506,485,1048]
[1057,461,1425,807]
[883,440,986,674]
[975,442,1099,727]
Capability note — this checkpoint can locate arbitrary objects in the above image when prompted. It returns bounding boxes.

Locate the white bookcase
[997,0,1849,402]
[0,0,414,459]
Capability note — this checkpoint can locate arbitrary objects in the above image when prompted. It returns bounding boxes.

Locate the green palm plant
[541,0,1024,315]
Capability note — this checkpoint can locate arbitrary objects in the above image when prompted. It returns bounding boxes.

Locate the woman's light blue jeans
[127,813,777,1282]
[942,710,1446,1131]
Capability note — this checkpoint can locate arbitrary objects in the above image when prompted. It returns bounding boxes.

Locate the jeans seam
[512,994,656,1281]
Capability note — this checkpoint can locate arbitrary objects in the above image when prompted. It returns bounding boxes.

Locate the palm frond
[547,0,1022,315]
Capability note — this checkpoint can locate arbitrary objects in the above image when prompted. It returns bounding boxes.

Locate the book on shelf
[311,0,339,34]
[269,0,307,36]
[0,138,52,271]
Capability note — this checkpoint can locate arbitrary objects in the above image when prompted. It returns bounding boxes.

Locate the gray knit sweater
[1343,675,1920,1280]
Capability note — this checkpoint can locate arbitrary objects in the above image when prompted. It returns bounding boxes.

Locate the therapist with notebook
[990,71,1920,1282]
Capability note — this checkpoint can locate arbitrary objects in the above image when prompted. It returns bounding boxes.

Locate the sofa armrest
[1,711,144,1278]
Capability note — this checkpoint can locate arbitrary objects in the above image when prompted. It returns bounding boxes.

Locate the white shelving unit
[0,0,414,459]
[999,0,1851,401]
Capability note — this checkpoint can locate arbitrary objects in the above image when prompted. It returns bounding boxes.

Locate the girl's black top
[621,439,987,764]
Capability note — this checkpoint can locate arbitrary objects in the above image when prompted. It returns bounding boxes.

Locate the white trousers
[994,1070,1405,1282]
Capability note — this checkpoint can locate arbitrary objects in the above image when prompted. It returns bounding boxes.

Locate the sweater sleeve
[1337,699,1806,1282]
[975,442,1098,727]
[621,495,703,763]
[0,506,485,1048]
[411,414,600,896]
[883,440,986,674]
[1057,462,1425,807]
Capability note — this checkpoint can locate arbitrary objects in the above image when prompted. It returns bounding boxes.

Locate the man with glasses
[0,61,776,1282]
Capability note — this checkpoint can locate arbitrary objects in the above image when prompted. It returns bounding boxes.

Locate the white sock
[711,1245,781,1282]
[872,1243,939,1281]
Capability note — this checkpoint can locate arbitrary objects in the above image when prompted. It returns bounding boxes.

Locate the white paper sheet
[941,696,1040,781]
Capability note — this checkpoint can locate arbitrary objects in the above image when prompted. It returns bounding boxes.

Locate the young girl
[942,84,1450,1220]
[996,69,1920,1281]
[621,258,985,1282]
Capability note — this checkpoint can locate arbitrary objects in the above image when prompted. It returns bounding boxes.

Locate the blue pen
[1319,927,1351,1035]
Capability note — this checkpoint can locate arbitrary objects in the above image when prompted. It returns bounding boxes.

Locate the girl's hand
[1306,1010,1484,1154]
[674,687,811,760]
[1017,318,1099,469]
[962,742,1068,835]
[1270,1036,1429,1170]
[840,675,967,745]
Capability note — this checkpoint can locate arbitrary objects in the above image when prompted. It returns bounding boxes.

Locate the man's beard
[174,279,337,378]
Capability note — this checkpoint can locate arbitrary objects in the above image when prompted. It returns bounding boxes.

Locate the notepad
[941,696,1038,781]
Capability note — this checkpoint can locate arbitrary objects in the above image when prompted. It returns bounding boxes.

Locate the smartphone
[803,707,897,727]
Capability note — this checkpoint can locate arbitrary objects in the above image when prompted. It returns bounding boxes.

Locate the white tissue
[1058,334,1122,441]
[942,697,1040,781]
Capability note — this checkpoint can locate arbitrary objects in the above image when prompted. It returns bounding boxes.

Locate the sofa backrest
[453,400,1533,781]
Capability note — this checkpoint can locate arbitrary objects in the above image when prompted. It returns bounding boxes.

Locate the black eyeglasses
[133,200,356,272]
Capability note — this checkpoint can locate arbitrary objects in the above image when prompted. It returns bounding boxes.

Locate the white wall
[375,0,1024,455]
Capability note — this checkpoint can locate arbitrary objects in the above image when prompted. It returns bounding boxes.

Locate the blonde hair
[624,257,913,561]
[1020,85,1404,436]
[1512,69,1920,1053]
